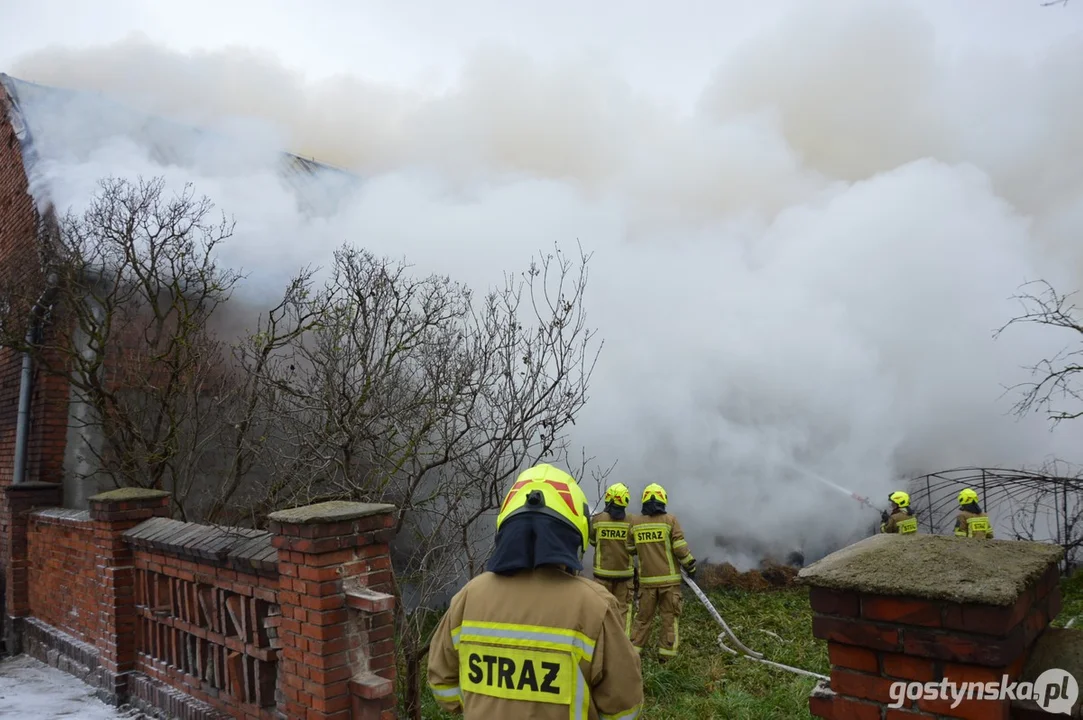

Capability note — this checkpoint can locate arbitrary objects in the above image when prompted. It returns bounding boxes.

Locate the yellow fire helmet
[889,490,910,508]
[642,482,668,505]
[497,463,591,553]
[603,482,631,508]
[958,488,979,506]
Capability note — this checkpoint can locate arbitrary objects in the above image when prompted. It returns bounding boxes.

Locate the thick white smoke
[6,0,1083,565]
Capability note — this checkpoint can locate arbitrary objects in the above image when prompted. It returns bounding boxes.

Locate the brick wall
[27,508,100,646]
[6,487,399,719]
[800,534,1072,720]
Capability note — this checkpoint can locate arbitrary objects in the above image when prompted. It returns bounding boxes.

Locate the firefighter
[954,488,994,539]
[880,490,919,534]
[590,482,636,636]
[427,463,644,719]
[628,482,696,663]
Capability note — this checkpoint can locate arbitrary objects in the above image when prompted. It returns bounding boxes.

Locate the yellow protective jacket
[881,510,918,534]
[590,511,634,580]
[427,566,644,720]
[627,513,694,587]
[954,511,993,539]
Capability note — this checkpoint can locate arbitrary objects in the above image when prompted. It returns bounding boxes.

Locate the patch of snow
[0,655,142,719]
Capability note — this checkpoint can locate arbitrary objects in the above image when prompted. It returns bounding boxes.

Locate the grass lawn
[417,572,1083,719]
[418,583,827,719]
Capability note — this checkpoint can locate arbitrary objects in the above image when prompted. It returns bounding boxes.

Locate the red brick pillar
[1,480,62,653]
[269,500,398,720]
[801,534,1063,720]
[87,488,172,703]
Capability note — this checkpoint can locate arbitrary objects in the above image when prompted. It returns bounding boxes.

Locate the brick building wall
[1,81,75,658]
[0,82,70,494]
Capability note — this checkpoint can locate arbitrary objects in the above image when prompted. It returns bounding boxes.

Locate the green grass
[1052,569,1083,629]
[418,584,828,720]
[415,575,1083,719]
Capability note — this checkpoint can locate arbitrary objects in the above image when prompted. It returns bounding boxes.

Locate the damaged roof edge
[1,73,43,179]
[0,72,360,203]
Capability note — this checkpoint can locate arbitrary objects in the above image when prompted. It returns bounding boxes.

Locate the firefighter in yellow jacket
[427,463,644,719]
[628,483,695,662]
[954,488,994,539]
[590,482,636,636]
[880,491,919,534]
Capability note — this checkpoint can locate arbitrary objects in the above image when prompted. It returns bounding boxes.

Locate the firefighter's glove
[880,510,889,523]
[685,560,697,579]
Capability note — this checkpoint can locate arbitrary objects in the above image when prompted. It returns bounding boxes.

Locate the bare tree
[230,243,604,718]
[996,279,1083,426]
[0,177,249,516]
[1,175,609,718]
[0,177,335,521]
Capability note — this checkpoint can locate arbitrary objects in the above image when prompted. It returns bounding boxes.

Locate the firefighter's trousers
[592,577,634,637]
[631,584,682,657]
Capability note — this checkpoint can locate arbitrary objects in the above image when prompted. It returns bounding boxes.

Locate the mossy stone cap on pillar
[267,500,396,524]
[88,488,171,502]
[797,533,1064,606]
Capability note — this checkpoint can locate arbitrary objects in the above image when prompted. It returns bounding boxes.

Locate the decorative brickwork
[125,517,280,716]
[800,533,1067,720]
[268,501,398,720]
[3,489,400,718]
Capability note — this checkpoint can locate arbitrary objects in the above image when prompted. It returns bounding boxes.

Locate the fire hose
[681,570,829,682]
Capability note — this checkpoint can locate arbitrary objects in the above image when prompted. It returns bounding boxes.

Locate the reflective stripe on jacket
[627,513,694,587]
[954,511,993,539]
[590,511,634,579]
[427,567,644,720]
[881,511,918,535]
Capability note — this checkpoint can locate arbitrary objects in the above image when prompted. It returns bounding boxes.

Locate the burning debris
[714,534,806,568]
[695,560,800,592]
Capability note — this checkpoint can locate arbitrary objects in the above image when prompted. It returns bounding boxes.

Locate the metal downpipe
[11,273,59,486]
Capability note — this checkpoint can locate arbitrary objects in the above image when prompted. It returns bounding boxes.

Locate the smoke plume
[7,0,1083,564]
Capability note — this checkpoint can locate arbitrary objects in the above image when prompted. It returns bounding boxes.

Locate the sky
[2,0,1082,563]
[4,0,1078,108]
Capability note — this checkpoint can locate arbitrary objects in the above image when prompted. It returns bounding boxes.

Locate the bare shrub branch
[0,175,606,720]
[995,279,1083,426]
